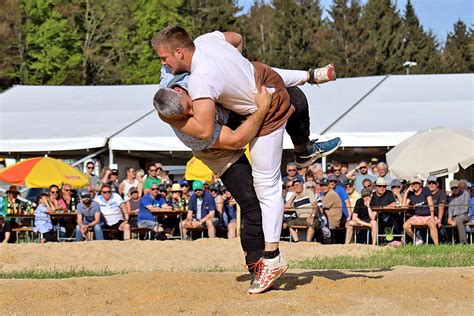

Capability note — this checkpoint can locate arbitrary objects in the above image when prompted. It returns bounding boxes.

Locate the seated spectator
[284,179,319,242]
[169,183,184,210]
[345,179,360,211]
[47,185,61,210]
[346,160,376,193]
[95,184,130,240]
[162,183,181,237]
[119,167,139,198]
[370,177,397,236]
[221,186,237,239]
[376,162,392,187]
[34,193,57,243]
[328,175,351,222]
[159,184,172,204]
[426,176,446,227]
[345,188,377,245]
[305,169,315,182]
[179,180,191,206]
[182,180,217,239]
[138,183,170,239]
[3,186,21,215]
[447,179,471,244]
[84,161,101,188]
[0,215,11,243]
[209,182,225,224]
[58,183,77,212]
[125,186,140,228]
[402,177,438,245]
[282,162,304,185]
[75,189,103,242]
[320,178,343,229]
[390,179,403,206]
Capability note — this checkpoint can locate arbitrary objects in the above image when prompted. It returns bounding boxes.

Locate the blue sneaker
[294,137,341,168]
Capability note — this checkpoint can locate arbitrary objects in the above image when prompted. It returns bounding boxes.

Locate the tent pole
[109,147,114,169]
[322,156,327,173]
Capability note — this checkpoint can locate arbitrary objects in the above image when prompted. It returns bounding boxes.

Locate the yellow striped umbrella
[0,157,89,189]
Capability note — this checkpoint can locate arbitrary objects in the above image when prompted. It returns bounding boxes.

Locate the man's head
[85,161,95,175]
[344,179,355,194]
[374,177,387,196]
[153,87,193,120]
[320,178,329,193]
[410,177,422,192]
[129,186,139,200]
[292,179,303,194]
[459,179,468,191]
[376,162,388,177]
[286,162,297,178]
[426,175,439,192]
[125,167,136,179]
[209,182,221,197]
[450,179,460,194]
[62,184,72,197]
[179,179,189,194]
[358,160,369,175]
[362,178,373,189]
[361,187,372,204]
[80,189,92,205]
[150,183,160,198]
[151,25,195,74]
[192,180,204,198]
[110,169,119,181]
[100,184,112,201]
[332,161,342,177]
[304,180,317,193]
[147,164,159,178]
[328,175,338,189]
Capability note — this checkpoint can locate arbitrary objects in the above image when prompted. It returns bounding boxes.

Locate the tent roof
[1,73,472,152]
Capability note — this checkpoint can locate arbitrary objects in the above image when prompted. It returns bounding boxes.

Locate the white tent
[1,73,473,153]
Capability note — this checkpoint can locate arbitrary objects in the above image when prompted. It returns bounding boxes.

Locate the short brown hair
[151,25,194,52]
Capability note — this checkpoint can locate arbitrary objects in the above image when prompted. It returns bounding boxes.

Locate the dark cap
[344,179,354,186]
[129,186,138,194]
[179,179,189,186]
[327,175,338,182]
[390,179,402,187]
[209,182,221,192]
[361,188,372,197]
[320,178,329,186]
[292,178,302,186]
[111,169,119,175]
[80,189,91,198]
[158,184,167,191]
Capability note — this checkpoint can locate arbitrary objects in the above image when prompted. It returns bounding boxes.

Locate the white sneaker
[308,64,336,85]
[247,254,289,295]
[415,239,424,246]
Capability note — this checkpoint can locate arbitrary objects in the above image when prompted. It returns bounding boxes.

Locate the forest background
[0,0,472,92]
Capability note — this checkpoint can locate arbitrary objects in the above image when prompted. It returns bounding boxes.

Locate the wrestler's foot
[294,137,342,168]
[247,255,288,294]
[308,64,336,85]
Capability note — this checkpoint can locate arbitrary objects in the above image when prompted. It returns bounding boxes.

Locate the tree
[401,0,441,74]
[326,0,375,77]
[362,0,405,74]
[441,20,473,73]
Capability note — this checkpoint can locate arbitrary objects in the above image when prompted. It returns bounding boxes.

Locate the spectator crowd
[0,158,473,246]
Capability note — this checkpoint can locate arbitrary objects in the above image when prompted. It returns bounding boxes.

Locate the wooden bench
[12,227,34,243]
[467,223,474,244]
[352,225,370,244]
[185,226,228,240]
[411,223,456,245]
[131,227,152,240]
[287,225,308,242]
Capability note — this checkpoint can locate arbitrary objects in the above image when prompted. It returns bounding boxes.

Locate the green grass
[0,267,120,279]
[292,244,474,270]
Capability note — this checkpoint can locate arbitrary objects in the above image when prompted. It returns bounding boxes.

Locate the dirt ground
[1,239,473,315]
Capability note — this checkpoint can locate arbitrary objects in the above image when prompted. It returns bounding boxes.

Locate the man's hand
[254,85,272,114]
[307,216,314,225]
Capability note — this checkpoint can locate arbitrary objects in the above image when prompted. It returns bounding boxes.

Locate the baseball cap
[167,72,190,91]
[179,179,189,186]
[450,179,460,188]
[320,178,329,186]
[426,175,438,183]
[390,179,402,187]
[292,178,302,186]
[410,177,422,184]
[344,179,354,186]
[192,180,204,191]
[375,177,387,186]
[361,188,371,197]
[170,183,182,192]
[209,182,221,191]
[80,189,91,198]
[327,175,338,182]
[111,169,119,175]
[158,184,167,191]
[129,186,138,194]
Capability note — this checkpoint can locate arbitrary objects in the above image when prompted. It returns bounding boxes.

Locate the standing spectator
[138,183,169,238]
[143,164,162,195]
[376,162,392,186]
[345,179,360,210]
[345,188,377,245]
[84,161,101,187]
[282,162,304,185]
[47,185,61,210]
[106,169,120,193]
[119,167,140,198]
[341,162,349,175]
[447,180,471,244]
[320,178,343,229]
[426,176,447,227]
[331,161,347,183]
[34,193,56,243]
[0,215,11,243]
[284,179,319,242]
[346,160,376,193]
[221,187,237,239]
[390,179,403,206]
[182,181,217,239]
[402,177,438,245]
[95,184,130,240]
[75,189,103,241]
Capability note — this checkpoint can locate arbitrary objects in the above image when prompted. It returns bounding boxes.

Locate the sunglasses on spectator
[87,166,94,169]
[210,189,219,193]
[376,185,387,188]
[306,186,315,189]
[151,188,160,191]
[287,169,296,172]
[333,168,341,172]
[329,180,338,183]
[428,181,437,185]
[81,195,91,199]
[345,184,352,187]
[50,191,58,194]
[360,166,367,169]
[112,172,119,175]
[101,190,111,194]
[64,189,71,192]
[149,168,157,172]
[194,189,203,192]
[451,186,459,189]
[392,186,401,189]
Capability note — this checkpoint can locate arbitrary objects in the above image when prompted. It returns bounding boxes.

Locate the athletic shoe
[415,239,424,246]
[308,64,336,85]
[295,137,342,168]
[247,254,289,295]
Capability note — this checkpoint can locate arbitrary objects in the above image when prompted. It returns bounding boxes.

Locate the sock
[262,248,280,259]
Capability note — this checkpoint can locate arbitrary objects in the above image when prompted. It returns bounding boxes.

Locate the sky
[238,0,473,44]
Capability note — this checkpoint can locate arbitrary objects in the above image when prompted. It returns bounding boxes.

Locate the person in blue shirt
[138,183,171,237]
[182,180,217,239]
[34,193,57,243]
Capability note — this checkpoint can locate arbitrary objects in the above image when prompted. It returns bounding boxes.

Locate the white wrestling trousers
[249,124,286,243]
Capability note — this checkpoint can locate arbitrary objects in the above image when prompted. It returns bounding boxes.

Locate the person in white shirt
[95,184,130,240]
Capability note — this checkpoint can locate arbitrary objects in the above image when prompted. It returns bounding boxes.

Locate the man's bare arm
[223,32,243,52]
[160,98,216,140]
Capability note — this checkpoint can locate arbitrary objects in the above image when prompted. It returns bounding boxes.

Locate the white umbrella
[386,127,474,179]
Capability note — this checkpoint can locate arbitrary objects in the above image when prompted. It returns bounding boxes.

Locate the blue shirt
[470,197,474,220]
[138,193,167,221]
[77,201,101,223]
[188,191,216,220]
[34,204,53,233]
[333,184,349,219]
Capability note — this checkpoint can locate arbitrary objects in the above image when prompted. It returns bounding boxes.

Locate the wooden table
[130,209,187,239]
[372,207,410,245]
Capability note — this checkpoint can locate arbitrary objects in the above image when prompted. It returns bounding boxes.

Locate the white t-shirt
[95,193,124,225]
[189,31,257,115]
